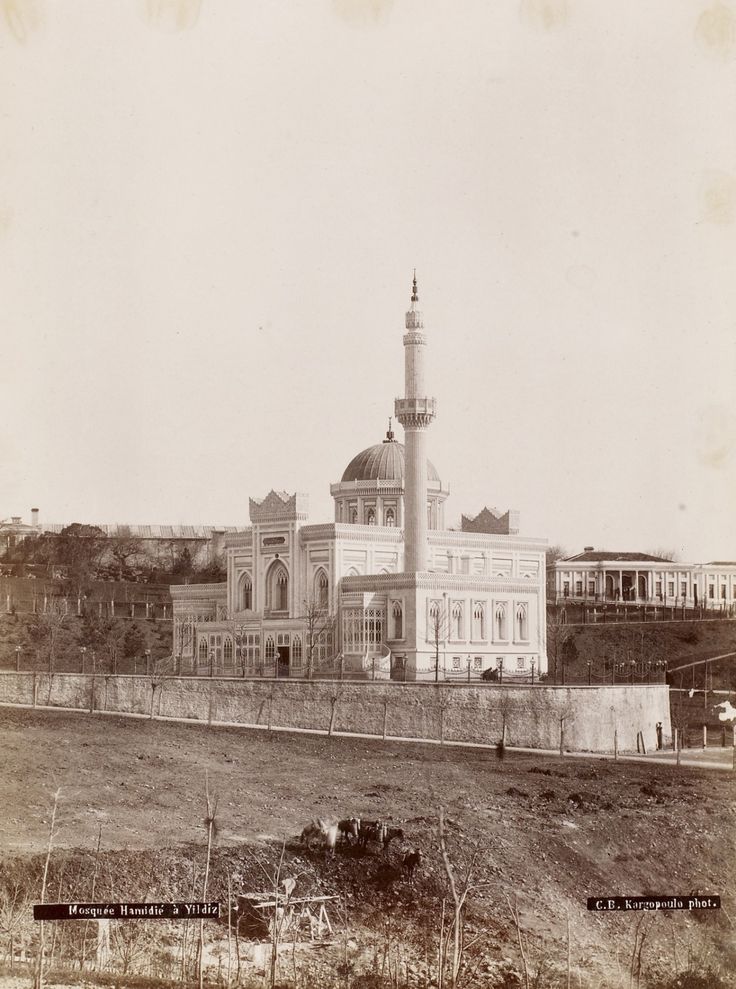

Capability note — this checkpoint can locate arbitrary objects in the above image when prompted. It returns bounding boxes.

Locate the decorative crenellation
[249,490,309,523]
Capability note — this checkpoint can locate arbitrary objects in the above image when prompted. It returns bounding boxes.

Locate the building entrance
[277,645,290,678]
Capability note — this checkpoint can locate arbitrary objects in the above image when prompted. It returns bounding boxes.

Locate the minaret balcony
[394,397,437,428]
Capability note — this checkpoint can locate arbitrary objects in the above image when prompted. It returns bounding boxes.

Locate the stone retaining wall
[0,673,671,754]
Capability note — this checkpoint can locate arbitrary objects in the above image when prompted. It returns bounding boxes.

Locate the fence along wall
[0,673,671,754]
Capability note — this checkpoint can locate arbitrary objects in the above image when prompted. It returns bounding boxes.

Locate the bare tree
[198,774,218,989]
[108,533,145,578]
[546,606,573,683]
[301,595,336,678]
[545,545,567,567]
[35,788,61,989]
[428,600,449,682]
[34,599,69,673]
[175,614,195,675]
[437,806,490,989]
[645,548,678,562]
[0,881,30,972]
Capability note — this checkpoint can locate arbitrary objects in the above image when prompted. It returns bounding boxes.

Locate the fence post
[703,724,707,750]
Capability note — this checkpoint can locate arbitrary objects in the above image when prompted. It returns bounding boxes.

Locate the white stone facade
[171,278,549,680]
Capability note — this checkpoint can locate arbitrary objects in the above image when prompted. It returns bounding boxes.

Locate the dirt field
[1,707,734,988]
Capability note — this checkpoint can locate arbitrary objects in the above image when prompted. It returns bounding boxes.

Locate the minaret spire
[395,272,437,572]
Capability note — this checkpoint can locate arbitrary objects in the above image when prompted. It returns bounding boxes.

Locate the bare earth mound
[0,708,734,988]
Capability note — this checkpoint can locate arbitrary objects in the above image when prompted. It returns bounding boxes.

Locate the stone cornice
[223,531,254,549]
[301,524,403,544]
[429,531,547,553]
[340,573,542,594]
[170,583,227,600]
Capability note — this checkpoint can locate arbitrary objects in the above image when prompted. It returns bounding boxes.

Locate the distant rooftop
[563,550,674,564]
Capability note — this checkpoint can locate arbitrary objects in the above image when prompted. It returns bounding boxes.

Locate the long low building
[548,548,736,609]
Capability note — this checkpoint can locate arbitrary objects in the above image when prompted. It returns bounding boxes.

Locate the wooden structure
[236,892,338,943]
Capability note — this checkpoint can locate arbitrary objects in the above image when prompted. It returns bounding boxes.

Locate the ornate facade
[171,277,549,680]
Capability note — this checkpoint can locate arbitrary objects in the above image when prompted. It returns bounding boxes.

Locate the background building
[548,548,736,610]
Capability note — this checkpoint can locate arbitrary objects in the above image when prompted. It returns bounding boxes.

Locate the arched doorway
[266,562,289,614]
[605,574,615,600]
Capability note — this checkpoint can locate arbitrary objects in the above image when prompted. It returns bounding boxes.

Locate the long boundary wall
[0,672,671,754]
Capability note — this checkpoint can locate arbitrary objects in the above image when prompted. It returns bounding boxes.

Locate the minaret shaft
[394,274,436,573]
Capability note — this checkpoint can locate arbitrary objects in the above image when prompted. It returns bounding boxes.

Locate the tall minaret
[395,272,437,572]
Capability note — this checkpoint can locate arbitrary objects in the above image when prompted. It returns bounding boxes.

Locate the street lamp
[145,648,151,676]
[530,660,536,686]
[587,660,592,685]
[80,646,87,674]
[498,658,504,685]
[14,645,21,672]
[209,648,214,679]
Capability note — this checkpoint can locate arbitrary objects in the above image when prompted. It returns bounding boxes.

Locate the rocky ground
[0,707,734,988]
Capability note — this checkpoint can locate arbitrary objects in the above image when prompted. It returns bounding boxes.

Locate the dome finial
[384,417,395,443]
[411,269,418,304]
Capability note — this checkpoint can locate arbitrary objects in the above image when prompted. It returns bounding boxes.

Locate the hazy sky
[1,0,735,562]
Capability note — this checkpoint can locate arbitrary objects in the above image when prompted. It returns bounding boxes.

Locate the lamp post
[91,650,97,675]
[587,660,591,686]
[145,648,151,677]
[209,648,214,679]
[498,658,504,685]
[15,645,21,672]
[530,660,535,686]
[80,646,87,674]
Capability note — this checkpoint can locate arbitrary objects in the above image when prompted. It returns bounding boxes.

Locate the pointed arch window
[351,508,358,524]
[292,635,302,666]
[427,600,442,639]
[472,602,485,640]
[391,601,403,639]
[315,569,329,609]
[239,574,252,611]
[265,636,275,662]
[495,604,507,641]
[223,637,233,666]
[451,602,464,640]
[516,604,528,641]
[198,639,208,662]
[366,508,376,525]
[385,507,395,527]
[268,564,289,612]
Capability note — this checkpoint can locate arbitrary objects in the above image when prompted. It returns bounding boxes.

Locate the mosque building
[170,277,549,680]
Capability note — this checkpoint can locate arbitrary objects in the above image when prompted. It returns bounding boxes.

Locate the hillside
[0,708,733,988]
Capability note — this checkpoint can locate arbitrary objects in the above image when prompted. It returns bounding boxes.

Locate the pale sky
[1,0,735,563]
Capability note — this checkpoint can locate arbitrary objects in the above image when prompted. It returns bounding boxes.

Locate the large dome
[341,437,440,484]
